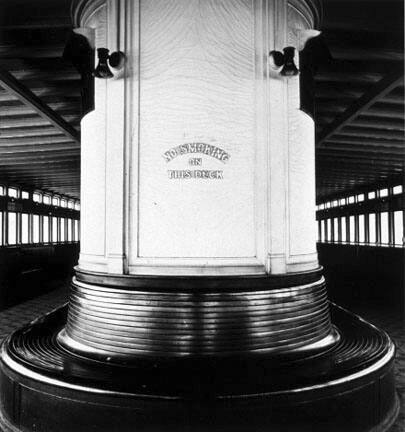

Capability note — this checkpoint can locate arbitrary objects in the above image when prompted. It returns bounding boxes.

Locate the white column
[76,0,321,277]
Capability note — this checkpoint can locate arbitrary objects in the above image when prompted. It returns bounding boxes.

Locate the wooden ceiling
[0,0,81,199]
[315,0,404,201]
[0,0,403,202]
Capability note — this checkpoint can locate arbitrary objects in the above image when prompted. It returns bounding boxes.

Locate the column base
[60,267,338,358]
[0,303,398,432]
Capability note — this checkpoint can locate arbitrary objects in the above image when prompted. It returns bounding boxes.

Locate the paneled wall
[0,243,80,310]
[318,243,404,312]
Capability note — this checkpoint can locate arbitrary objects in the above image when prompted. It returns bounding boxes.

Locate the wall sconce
[93,48,125,79]
[269,46,299,76]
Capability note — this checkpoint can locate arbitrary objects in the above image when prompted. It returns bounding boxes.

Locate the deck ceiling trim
[317,71,404,146]
[0,67,80,143]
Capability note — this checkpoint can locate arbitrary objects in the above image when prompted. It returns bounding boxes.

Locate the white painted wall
[77,0,320,276]
[137,0,256,259]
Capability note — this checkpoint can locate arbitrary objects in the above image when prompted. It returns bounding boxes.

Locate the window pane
[349,216,355,243]
[21,191,29,199]
[380,189,388,198]
[8,212,16,245]
[357,194,364,202]
[368,191,376,199]
[43,195,51,205]
[33,215,40,243]
[61,199,67,208]
[33,192,42,202]
[332,200,338,207]
[21,214,29,244]
[0,186,4,196]
[348,196,355,204]
[0,213,3,245]
[369,214,376,243]
[381,212,389,244]
[333,218,338,242]
[394,211,403,246]
[60,218,65,241]
[326,219,331,241]
[393,185,403,195]
[341,217,346,242]
[67,219,72,241]
[52,197,60,206]
[43,216,49,243]
[52,217,58,242]
[74,220,79,241]
[339,199,345,206]
[358,215,365,243]
[8,188,18,198]
[75,202,81,211]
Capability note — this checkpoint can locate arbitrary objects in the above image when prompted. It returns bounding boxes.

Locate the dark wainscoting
[0,243,79,310]
[318,243,405,312]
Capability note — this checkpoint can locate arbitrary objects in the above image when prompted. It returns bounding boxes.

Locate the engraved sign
[188,158,202,166]
[162,143,230,163]
[163,142,229,180]
[168,170,223,179]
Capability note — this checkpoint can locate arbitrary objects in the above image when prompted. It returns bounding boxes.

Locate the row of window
[317,185,403,211]
[318,211,404,246]
[0,212,80,246]
[0,186,80,247]
[0,186,80,211]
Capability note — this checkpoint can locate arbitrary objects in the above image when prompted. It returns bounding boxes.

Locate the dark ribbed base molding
[61,268,337,359]
[0,304,398,432]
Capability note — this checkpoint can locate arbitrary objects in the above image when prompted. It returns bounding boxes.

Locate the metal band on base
[58,268,339,359]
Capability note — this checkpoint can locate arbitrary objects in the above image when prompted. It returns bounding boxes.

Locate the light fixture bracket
[269,46,299,77]
[93,48,125,79]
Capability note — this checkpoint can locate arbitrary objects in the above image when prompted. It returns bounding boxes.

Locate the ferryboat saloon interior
[0,0,403,431]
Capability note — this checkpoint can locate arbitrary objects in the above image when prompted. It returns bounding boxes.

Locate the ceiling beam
[0,67,80,143]
[0,171,79,178]
[321,136,404,148]
[0,114,79,129]
[315,71,383,84]
[0,156,79,164]
[0,143,78,153]
[0,44,65,59]
[0,127,76,138]
[319,103,404,118]
[318,155,403,164]
[329,47,404,62]
[318,116,405,130]
[0,103,78,117]
[336,128,404,140]
[0,149,79,159]
[317,70,404,146]
[0,136,73,146]
[318,144,404,155]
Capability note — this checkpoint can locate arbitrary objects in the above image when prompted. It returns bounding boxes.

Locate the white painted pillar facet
[285,2,320,273]
[76,0,320,277]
